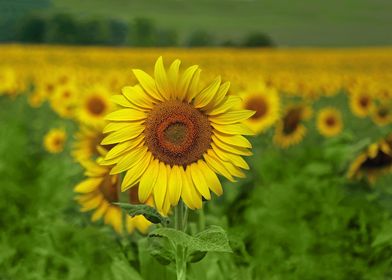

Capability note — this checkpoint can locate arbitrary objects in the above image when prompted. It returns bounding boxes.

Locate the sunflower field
[1,45,392,280]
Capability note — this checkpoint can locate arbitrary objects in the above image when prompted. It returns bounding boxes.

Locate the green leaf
[148,235,175,265]
[148,225,232,263]
[114,202,170,225]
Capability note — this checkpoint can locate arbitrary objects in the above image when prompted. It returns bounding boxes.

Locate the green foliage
[187,30,214,47]
[242,32,275,47]
[16,14,47,43]
[115,203,170,225]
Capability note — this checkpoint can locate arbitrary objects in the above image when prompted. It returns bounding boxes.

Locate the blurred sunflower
[372,104,391,126]
[50,83,78,118]
[274,104,312,148]
[348,138,392,183]
[240,84,280,134]
[316,107,343,137]
[74,160,151,234]
[0,67,16,95]
[43,128,66,154]
[101,57,254,213]
[349,89,374,117]
[77,85,114,125]
[72,124,107,163]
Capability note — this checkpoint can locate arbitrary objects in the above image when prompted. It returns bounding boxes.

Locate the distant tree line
[13,13,274,47]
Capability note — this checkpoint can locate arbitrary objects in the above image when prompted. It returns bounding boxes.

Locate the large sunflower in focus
[316,107,343,137]
[240,84,280,134]
[348,137,392,183]
[101,57,254,212]
[74,160,151,234]
[77,85,114,125]
[273,104,311,148]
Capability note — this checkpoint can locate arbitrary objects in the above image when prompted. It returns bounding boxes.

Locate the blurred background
[1,1,392,280]
[1,0,392,47]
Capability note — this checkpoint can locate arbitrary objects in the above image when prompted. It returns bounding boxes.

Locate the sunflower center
[87,96,106,115]
[325,116,336,127]
[245,97,268,120]
[362,151,392,170]
[378,107,389,118]
[359,96,370,108]
[145,100,212,166]
[99,174,119,203]
[283,108,302,134]
[53,137,63,147]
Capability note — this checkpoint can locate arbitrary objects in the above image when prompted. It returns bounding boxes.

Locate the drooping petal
[211,143,250,170]
[203,149,234,182]
[121,152,152,191]
[181,167,203,209]
[210,110,255,124]
[168,165,182,206]
[197,160,223,196]
[211,122,255,136]
[74,177,103,193]
[213,131,252,148]
[211,135,253,156]
[138,159,159,203]
[153,162,168,211]
[190,162,211,200]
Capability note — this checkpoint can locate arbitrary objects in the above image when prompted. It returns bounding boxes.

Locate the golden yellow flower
[240,84,280,134]
[348,138,392,184]
[43,128,67,154]
[101,57,254,213]
[372,104,392,126]
[349,89,374,118]
[273,104,311,148]
[316,107,343,137]
[74,160,151,234]
[77,85,114,125]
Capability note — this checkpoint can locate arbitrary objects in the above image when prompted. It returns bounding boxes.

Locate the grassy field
[49,0,392,46]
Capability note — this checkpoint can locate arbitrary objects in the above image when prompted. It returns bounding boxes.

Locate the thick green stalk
[174,201,187,280]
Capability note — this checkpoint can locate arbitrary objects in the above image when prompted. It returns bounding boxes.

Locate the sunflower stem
[174,201,187,280]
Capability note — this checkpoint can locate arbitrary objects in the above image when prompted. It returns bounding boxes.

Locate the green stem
[174,201,187,280]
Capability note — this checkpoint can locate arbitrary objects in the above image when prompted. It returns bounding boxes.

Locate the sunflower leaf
[114,203,170,225]
[148,225,232,263]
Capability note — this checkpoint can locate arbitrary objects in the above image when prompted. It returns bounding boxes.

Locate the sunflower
[316,107,343,137]
[372,104,392,126]
[273,104,312,148]
[348,138,392,183]
[43,128,67,154]
[349,89,374,118]
[50,83,78,118]
[100,57,254,213]
[74,160,151,234]
[77,85,114,125]
[240,84,280,134]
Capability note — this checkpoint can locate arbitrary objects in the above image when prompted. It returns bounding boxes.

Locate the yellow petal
[154,162,168,211]
[105,109,147,121]
[104,137,144,161]
[81,194,103,211]
[204,81,230,112]
[210,110,255,124]
[74,177,103,193]
[213,131,252,148]
[110,95,134,108]
[212,135,252,156]
[208,95,242,116]
[138,159,160,203]
[204,149,235,182]
[197,160,223,196]
[132,69,163,101]
[168,165,182,206]
[154,57,170,100]
[110,146,148,174]
[91,201,109,221]
[189,162,211,200]
[103,121,143,134]
[122,85,154,109]
[168,59,181,98]
[101,124,144,145]
[181,167,202,209]
[193,76,221,109]
[121,152,152,191]
[186,68,201,102]
[211,143,250,170]
[178,65,199,101]
[211,122,255,136]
